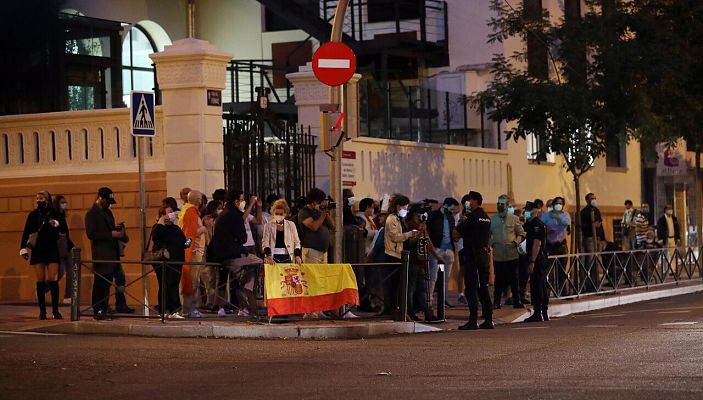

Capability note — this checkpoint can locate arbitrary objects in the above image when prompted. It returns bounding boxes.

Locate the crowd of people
[18,185,684,325]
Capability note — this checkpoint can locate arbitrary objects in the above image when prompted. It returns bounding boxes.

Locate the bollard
[399,250,410,322]
[161,261,167,323]
[437,263,445,321]
[70,247,82,321]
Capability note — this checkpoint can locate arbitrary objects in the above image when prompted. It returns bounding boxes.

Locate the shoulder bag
[26,218,46,250]
[142,225,170,262]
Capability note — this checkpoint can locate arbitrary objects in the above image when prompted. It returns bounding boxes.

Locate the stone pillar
[150,39,232,199]
[286,62,361,193]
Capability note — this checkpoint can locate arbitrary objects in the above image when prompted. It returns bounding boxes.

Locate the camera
[323,197,337,210]
[420,212,429,222]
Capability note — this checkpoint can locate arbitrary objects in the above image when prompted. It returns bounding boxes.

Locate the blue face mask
[507,206,515,215]
[524,211,532,220]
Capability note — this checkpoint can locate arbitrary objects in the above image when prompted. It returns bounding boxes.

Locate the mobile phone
[184,238,192,248]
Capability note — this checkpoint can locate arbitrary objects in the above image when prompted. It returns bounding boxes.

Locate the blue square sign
[130,91,155,136]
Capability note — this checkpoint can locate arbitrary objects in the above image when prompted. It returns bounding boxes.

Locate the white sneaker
[237,308,250,317]
[168,312,185,319]
[343,311,360,319]
[188,310,203,318]
[217,308,226,317]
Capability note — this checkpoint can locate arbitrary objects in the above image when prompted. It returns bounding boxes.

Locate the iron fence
[547,246,703,299]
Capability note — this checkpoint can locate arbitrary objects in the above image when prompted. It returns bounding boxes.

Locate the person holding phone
[151,207,187,319]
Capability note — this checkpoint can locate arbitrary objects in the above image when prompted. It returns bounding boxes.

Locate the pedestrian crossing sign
[130,91,155,136]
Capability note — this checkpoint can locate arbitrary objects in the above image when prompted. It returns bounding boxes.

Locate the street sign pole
[130,90,156,316]
[328,0,350,264]
[137,136,149,315]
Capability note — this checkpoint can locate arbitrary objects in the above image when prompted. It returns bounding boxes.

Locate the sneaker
[168,312,185,319]
[343,311,360,319]
[62,297,72,305]
[237,308,250,317]
[217,308,227,318]
[457,295,468,305]
[188,310,203,318]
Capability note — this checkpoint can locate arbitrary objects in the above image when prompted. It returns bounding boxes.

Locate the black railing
[225,60,295,105]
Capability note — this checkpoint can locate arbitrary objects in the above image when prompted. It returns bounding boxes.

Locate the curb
[510,283,703,323]
[27,320,442,339]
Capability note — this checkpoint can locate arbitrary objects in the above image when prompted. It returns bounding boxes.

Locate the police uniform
[524,214,549,322]
[456,202,493,330]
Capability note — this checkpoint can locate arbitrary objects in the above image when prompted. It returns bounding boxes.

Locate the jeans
[493,259,520,306]
[183,252,205,314]
[429,248,455,301]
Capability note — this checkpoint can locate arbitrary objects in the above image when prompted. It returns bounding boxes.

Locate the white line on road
[0,331,65,336]
[511,326,549,330]
[659,322,698,326]
[318,59,350,68]
[584,325,618,328]
[656,310,692,314]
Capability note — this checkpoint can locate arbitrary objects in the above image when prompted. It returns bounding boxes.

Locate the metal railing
[547,246,703,299]
[69,247,417,322]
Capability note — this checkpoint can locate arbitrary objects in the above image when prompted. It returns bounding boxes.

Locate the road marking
[511,326,549,330]
[587,313,625,318]
[318,59,350,68]
[659,322,698,326]
[0,331,65,336]
[584,325,618,328]
[656,310,692,314]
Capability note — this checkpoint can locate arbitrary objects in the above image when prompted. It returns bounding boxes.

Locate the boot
[36,282,47,320]
[459,318,479,330]
[48,281,62,319]
[478,319,495,329]
[524,311,543,323]
[541,308,550,321]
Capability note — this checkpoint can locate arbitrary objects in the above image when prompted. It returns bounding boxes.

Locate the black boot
[524,310,543,323]
[541,308,549,321]
[459,319,479,331]
[48,281,62,319]
[36,282,47,320]
[478,319,495,329]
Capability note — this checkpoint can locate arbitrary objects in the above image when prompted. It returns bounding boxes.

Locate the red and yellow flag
[265,263,359,316]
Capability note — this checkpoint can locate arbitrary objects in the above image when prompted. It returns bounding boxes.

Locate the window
[122,26,157,106]
[368,0,422,23]
[527,133,555,163]
[606,140,627,168]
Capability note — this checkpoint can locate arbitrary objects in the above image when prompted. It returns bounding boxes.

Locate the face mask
[347,197,356,206]
[216,209,223,215]
[398,208,408,218]
[464,201,471,211]
[497,204,505,213]
[238,201,246,212]
[590,200,597,207]
[37,201,47,209]
[666,210,673,216]
[524,211,532,220]
[554,204,563,212]
[60,203,68,211]
[547,207,553,212]
[167,212,178,224]
[274,215,285,223]
[507,206,515,215]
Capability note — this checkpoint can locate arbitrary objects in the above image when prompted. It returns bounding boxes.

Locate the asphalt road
[1,293,702,400]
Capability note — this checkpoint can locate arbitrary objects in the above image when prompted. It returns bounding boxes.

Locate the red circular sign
[312,42,357,87]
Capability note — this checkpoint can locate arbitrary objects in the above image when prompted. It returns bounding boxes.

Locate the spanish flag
[264,264,359,316]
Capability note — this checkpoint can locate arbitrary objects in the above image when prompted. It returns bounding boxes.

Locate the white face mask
[590,200,597,207]
[547,206,553,212]
[464,201,471,211]
[238,201,246,212]
[216,209,223,215]
[167,212,178,224]
[274,215,285,223]
[666,209,673,216]
[554,204,563,212]
[347,197,356,206]
[398,208,409,218]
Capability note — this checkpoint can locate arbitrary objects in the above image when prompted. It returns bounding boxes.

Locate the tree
[474,0,640,252]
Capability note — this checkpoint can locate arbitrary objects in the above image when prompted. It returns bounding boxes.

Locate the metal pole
[437,262,446,321]
[70,247,82,321]
[138,136,149,315]
[400,250,410,322]
[329,0,350,264]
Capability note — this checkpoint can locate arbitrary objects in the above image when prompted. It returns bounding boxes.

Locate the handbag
[26,218,46,250]
[57,233,69,258]
[142,225,170,262]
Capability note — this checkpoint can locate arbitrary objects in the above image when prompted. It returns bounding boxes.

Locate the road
[1,293,702,400]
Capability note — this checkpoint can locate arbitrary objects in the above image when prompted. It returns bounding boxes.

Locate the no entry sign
[312,42,357,87]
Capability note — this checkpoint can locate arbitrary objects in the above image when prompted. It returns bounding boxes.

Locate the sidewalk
[1,280,701,339]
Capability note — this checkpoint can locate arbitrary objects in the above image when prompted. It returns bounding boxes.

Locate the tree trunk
[574,174,582,254]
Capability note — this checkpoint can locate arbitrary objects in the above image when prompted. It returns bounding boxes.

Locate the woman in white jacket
[262,199,302,264]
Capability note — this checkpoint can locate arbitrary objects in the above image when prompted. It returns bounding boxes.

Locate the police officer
[455,191,494,330]
[523,202,549,322]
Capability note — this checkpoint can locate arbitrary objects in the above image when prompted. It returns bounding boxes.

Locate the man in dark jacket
[85,187,127,320]
[426,197,459,306]
[580,193,605,292]
[657,205,681,268]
